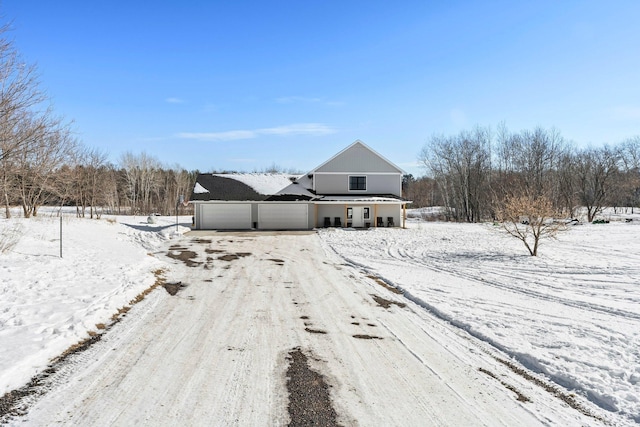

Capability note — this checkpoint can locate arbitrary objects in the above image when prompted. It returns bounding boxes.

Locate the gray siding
[315,173,401,196]
[316,203,403,228]
[316,142,402,173]
[316,205,348,227]
[374,204,402,227]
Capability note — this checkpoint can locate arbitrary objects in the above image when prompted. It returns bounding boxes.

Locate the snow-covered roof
[193,182,209,194]
[212,173,298,195]
[191,173,301,201]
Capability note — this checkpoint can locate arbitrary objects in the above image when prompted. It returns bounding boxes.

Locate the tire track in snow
[386,244,640,320]
[15,232,601,426]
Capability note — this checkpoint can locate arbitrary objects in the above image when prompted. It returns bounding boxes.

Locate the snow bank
[0,212,189,394]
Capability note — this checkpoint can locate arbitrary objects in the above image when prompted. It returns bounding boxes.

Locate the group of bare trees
[417,125,640,223]
[416,125,639,255]
[118,152,195,216]
[0,25,196,219]
[2,149,197,219]
[0,24,76,218]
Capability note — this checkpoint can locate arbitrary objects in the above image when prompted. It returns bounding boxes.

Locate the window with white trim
[349,176,366,191]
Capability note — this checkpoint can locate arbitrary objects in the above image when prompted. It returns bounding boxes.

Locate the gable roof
[191,141,406,202]
[311,140,404,174]
[268,174,317,201]
[191,173,297,201]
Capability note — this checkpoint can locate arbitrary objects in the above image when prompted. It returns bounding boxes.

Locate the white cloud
[275,96,343,107]
[275,96,321,104]
[176,123,336,141]
[166,97,185,104]
[176,130,257,141]
[259,123,335,136]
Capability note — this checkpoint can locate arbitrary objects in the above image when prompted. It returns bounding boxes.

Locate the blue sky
[4,1,640,176]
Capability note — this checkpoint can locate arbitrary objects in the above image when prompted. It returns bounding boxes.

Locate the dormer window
[349,175,366,191]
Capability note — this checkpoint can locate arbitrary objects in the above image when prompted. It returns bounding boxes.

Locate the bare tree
[0,68,46,217]
[119,152,141,214]
[419,126,492,222]
[618,137,640,213]
[119,152,165,214]
[493,125,570,213]
[574,146,619,222]
[66,145,109,217]
[14,119,76,217]
[403,175,442,208]
[554,148,578,217]
[0,24,45,164]
[496,192,565,256]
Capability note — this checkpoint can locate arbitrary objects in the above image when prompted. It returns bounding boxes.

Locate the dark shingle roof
[191,174,267,201]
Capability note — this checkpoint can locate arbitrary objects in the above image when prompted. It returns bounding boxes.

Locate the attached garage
[258,203,308,230]
[199,203,252,230]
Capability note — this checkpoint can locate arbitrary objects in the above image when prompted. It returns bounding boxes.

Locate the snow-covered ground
[1,208,639,425]
[320,211,640,425]
[0,210,191,395]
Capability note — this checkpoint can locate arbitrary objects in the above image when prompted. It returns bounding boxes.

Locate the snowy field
[0,209,191,396]
[320,211,640,425]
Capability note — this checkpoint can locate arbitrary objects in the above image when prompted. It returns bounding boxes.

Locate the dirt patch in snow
[371,295,406,309]
[205,248,225,254]
[192,238,212,244]
[285,348,341,427]
[491,355,605,422]
[163,281,187,296]
[366,275,403,295]
[353,334,383,340]
[218,252,252,262]
[478,367,530,402]
[167,249,201,267]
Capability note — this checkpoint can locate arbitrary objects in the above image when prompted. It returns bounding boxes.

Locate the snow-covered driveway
[18,231,591,426]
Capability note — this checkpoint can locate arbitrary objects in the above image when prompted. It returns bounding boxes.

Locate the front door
[348,206,370,228]
[351,207,363,228]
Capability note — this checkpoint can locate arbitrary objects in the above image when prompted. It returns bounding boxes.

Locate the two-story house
[190,140,410,230]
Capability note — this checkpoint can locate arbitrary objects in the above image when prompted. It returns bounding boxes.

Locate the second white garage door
[200,204,252,229]
[258,204,308,230]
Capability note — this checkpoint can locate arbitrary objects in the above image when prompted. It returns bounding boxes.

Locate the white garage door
[258,204,308,230]
[200,204,252,229]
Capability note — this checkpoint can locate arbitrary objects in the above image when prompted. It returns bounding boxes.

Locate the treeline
[407,125,640,222]
[0,24,198,219]
[2,147,197,219]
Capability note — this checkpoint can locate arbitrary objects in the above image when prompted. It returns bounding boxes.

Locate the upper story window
[349,175,366,191]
